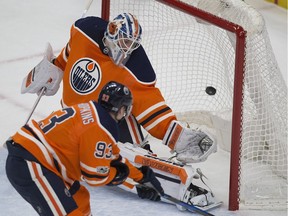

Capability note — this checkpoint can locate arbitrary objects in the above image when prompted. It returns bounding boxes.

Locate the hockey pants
[5,140,91,216]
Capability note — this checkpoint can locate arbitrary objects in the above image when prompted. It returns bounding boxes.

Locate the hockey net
[100,0,287,211]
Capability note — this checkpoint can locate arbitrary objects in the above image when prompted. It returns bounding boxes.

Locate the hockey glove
[163,120,217,163]
[136,166,164,201]
[21,42,63,96]
[107,156,130,186]
[136,184,161,201]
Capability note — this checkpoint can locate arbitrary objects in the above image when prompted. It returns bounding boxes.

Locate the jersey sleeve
[132,82,177,140]
[53,23,77,71]
[125,45,177,140]
[77,102,121,187]
[79,129,119,187]
[123,158,143,182]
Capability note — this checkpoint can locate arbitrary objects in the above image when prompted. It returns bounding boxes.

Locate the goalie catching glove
[163,120,217,163]
[21,42,63,96]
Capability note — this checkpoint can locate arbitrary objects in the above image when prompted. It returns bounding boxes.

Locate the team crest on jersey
[70,58,101,95]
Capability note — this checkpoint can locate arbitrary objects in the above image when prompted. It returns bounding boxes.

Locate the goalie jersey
[11,101,143,186]
[53,16,177,140]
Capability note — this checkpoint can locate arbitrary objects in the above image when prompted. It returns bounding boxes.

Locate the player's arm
[52,23,77,71]
[79,137,122,187]
[133,86,217,163]
[102,140,164,199]
[121,156,164,201]
[80,139,163,197]
[110,142,164,194]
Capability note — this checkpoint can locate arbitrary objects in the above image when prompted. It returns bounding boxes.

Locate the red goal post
[100,0,287,211]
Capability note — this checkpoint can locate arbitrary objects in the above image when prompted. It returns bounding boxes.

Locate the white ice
[0,0,287,215]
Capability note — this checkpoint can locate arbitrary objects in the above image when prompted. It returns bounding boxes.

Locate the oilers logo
[70,58,101,95]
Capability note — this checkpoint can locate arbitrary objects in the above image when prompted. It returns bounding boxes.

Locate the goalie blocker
[117,142,221,212]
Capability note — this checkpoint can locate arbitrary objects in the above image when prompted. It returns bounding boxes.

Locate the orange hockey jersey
[54,16,177,140]
[11,101,143,187]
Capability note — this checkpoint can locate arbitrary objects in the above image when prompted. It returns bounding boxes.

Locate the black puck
[205,86,216,95]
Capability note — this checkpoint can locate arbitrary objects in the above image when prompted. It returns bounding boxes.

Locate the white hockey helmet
[103,13,142,67]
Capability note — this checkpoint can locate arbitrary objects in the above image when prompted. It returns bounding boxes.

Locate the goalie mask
[98,81,133,119]
[103,13,142,67]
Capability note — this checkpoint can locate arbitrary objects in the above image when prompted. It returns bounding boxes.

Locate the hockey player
[20,13,219,210]
[5,81,164,216]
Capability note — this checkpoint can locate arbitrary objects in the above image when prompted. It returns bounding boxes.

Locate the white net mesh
[106,0,287,210]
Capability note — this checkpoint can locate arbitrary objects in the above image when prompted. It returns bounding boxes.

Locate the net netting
[106,0,287,210]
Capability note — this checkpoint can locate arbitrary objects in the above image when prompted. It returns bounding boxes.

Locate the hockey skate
[177,182,222,212]
[176,168,223,212]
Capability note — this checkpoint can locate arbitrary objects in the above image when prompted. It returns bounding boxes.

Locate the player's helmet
[103,13,142,67]
[98,81,133,118]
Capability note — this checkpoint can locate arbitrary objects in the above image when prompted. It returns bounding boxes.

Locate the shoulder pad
[125,46,156,83]
[74,16,107,46]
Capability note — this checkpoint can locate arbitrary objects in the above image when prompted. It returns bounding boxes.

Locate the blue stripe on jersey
[74,17,156,83]
[91,101,119,141]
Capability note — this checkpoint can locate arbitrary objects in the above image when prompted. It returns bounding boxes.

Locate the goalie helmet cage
[101,0,287,211]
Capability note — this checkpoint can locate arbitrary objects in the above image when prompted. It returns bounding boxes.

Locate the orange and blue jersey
[54,16,177,141]
[11,101,143,187]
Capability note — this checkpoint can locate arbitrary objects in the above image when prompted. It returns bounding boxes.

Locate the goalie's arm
[53,24,78,71]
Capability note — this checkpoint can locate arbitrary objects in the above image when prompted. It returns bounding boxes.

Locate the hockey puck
[205,86,216,95]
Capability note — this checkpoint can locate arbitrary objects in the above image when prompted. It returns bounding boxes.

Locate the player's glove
[136,166,164,201]
[21,42,63,96]
[107,156,130,186]
[136,184,161,201]
[163,120,217,163]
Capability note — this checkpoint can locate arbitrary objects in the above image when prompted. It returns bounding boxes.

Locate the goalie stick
[81,0,94,18]
[161,193,216,216]
[137,184,216,216]
[24,87,46,125]
[1,87,46,148]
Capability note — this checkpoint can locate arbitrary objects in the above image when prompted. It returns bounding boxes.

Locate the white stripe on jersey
[28,122,74,185]
[135,101,166,121]
[126,115,142,144]
[80,161,107,173]
[18,128,54,166]
[144,112,175,131]
[27,161,67,216]
[62,47,68,63]
[84,176,110,186]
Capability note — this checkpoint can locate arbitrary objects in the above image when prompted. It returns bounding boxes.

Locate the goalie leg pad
[117,142,221,211]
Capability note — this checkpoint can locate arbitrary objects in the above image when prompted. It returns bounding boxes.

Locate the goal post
[100,0,287,211]
[157,0,247,211]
